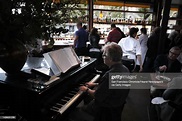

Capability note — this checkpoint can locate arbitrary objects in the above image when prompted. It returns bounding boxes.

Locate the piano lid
[0,57,97,94]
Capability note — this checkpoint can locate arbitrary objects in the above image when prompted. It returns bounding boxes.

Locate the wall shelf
[93,21,151,26]
[94,8,153,14]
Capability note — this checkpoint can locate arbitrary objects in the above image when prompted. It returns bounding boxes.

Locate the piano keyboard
[50,74,100,114]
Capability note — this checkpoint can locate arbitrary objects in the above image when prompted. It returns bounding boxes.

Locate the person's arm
[136,41,142,72]
[79,86,95,98]
[86,88,95,98]
[94,75,112,103]
[73,31,79,48]
[136,55,143,72]
[154,55,167,72]
[73,35,78,48]
[85,82,99,88]
[105,31,112,43]
[163,76,182,100]
[163,89,177,100]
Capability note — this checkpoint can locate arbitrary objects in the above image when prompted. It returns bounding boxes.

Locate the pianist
[79,42,130,121]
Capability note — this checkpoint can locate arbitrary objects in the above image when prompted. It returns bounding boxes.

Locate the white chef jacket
[118,36,141,62]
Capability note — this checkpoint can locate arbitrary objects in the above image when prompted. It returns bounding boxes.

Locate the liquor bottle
[128,16,133,23]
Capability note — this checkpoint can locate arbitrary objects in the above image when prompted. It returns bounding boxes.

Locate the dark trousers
[84,100,124,121]
[75,47,88,56]
[143,57,156,72]
[69,100,124,121]
[94,106,124,121]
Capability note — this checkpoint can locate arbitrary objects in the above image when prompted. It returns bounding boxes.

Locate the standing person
[78,43,130,121]
[89,27,100,49]
[118,27,143,72]
[135,28,148,72]
[143,27,161,72]
[83,25,89,42]
[105,23,122,44]
[73,22,88,56]
[89,27,101,59]
[116,27,126,39]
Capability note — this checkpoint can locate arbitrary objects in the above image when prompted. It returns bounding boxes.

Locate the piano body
[0,57,100,121]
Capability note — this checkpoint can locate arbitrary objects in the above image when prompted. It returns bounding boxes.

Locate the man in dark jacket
[154,46,181,73]
[79,42,130,121]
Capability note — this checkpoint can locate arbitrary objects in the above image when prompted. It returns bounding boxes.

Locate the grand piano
[0,57,100,121]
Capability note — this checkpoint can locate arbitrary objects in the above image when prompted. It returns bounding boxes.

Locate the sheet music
[43,53,60,75]
[43,47,80,75]
[49,49,72,73]
[63,47,81,66]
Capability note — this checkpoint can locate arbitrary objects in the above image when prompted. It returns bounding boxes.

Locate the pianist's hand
[79,86,88,92]
[85,82,96,88]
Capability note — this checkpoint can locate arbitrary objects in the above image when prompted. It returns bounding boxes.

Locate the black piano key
[70,90,78,94]
[50,108,58,112]
[61,99,68,102]
[55,104,62,108]
[56,103,63,107]
[61,98,70,102]
[64,94,74,98]
[58,98,69,104]
[51,106,60,111]
[64,96,71,100]
[68,93,75,96]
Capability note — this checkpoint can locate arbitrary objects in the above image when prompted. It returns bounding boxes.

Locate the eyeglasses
[169,51,180,56]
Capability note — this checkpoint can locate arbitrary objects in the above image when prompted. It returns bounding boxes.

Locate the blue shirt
[75,28,88,48]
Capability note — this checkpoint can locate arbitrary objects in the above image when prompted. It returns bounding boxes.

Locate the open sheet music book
[43,47,81,75]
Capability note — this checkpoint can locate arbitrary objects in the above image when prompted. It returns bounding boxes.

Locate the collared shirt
[118,36,141,61]
[75,28,88,48]
[107,28,122,43]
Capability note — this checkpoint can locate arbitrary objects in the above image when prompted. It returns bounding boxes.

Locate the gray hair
[102,42,123,62]
[170,46,181,52]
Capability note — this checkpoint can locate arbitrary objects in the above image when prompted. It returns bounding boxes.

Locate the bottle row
[93,17,152,24]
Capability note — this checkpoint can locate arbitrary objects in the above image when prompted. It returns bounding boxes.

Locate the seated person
[149,47,181,121]
[149,76,182,121]
[79,42,130,121]
[151,46,181,97]
[154,46,181,73]
[162,76,182,121]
